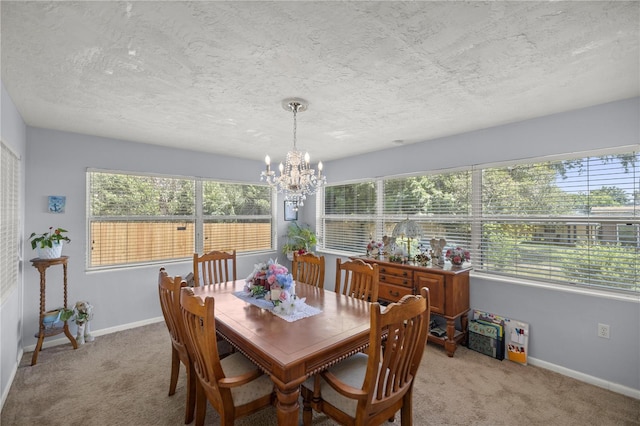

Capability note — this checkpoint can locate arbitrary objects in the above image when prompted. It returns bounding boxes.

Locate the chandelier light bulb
[318,161,323,172]
[279,162,284,173]
[304,152,310,164]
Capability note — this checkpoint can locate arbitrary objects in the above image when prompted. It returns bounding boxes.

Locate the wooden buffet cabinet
[355,256,471,357]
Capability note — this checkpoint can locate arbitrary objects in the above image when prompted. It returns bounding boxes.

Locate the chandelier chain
[292,103,298,151]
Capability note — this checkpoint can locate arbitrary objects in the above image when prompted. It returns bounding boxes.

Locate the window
[319,182,377,253]
[320,171,472,258]
[383,172,472,256]
[1,142,20,303]
[479,153,638,292]
[319,150,639,293]
[202,181,272,253]
[88,170,272,268]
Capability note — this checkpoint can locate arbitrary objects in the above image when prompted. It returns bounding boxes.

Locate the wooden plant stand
[30,256,77,365]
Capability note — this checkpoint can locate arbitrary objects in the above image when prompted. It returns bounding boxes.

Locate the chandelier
[260,98,326,207]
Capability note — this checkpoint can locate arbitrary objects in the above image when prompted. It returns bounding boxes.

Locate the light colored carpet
[1,322,638,425]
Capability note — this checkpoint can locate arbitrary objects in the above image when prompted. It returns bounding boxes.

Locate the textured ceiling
[1,1,638,162]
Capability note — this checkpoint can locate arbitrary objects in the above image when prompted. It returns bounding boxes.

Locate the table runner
[233,291,322,322]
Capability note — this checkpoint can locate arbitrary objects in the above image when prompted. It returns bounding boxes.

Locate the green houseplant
[29,227,71,249]
[282,222,317,259]
[29,227,71,259]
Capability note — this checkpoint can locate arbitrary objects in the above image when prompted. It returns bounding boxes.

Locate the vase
[36,241,64,259]
[450,259,464,267]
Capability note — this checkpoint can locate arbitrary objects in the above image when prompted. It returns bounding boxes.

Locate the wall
[1,82,27,407]
[23,128,290,352]
[319,97,640,397]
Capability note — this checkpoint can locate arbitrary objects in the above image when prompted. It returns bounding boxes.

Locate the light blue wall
[22,128,293,350]
[319,97,640,396]
[1,82,27,407]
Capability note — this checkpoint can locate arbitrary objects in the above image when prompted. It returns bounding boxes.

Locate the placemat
[233,291,322,322]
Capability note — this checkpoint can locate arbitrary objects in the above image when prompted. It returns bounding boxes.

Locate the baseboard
[1,348,23,411]
[528,356,640,400]
[22,317,165,352]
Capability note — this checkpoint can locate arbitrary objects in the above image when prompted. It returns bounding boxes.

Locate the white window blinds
[88,170,273,268]
[319,149,638,293]
[478,152,639,292]
[1,142,20,303]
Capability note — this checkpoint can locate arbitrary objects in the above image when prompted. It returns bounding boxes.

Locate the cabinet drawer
[379,283,413,302]
[378,264,411,278]
[379,273,412,287]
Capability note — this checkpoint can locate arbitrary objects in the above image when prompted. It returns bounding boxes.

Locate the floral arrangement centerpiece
[445,246,470,266]
[366,240,383,257]
[245,259,305,315]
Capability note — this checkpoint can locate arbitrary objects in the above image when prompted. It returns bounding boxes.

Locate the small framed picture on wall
[48,195,66,213]
[284,201,298,221]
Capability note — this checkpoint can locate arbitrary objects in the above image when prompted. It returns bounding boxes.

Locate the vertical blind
[1,142,20,303]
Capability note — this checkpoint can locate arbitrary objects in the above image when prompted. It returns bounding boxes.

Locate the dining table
[190,279,374,426]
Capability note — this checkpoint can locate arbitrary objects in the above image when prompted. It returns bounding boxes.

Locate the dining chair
[179,288,275,426]
[158,268,196,424]
[335,258,380,303]
[193,250,237,357]
[301,287,431,426]
[292,252,326,288]
[193,250,237,286]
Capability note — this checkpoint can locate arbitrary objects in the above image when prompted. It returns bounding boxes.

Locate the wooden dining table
[190,280,373,426]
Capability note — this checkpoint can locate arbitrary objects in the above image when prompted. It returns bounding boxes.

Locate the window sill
[470,271,640,303]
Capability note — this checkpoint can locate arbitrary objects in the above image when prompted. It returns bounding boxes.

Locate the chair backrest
[361,287,431,421]
[292,252,326,288]
[193,250,237,286]
[180,288,228,407]
[335,258,379,302]
[158,268,189,357]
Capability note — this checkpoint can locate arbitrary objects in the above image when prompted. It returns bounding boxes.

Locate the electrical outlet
[597,323,610,339]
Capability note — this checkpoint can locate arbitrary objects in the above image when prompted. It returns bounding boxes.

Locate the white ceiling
[1,1,638,162]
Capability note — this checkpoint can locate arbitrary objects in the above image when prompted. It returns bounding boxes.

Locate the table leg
[444,318,457,357]
[275,383,301,426]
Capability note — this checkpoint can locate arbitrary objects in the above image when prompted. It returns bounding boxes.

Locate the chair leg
[400,389,413,425]
[169,347,180,396]
[194,381,207,426]
[302,387,313,426]
[184,361,196,424]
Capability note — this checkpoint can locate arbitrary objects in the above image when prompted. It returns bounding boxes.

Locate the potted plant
[282,222,317,260]
[29,227,71,259]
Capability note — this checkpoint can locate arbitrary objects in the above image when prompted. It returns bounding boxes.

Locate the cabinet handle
[388,290,400,298]
[380,268,386,273]
[403,280,408,285]
[402,271,408,277]
[380,276,386,281]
